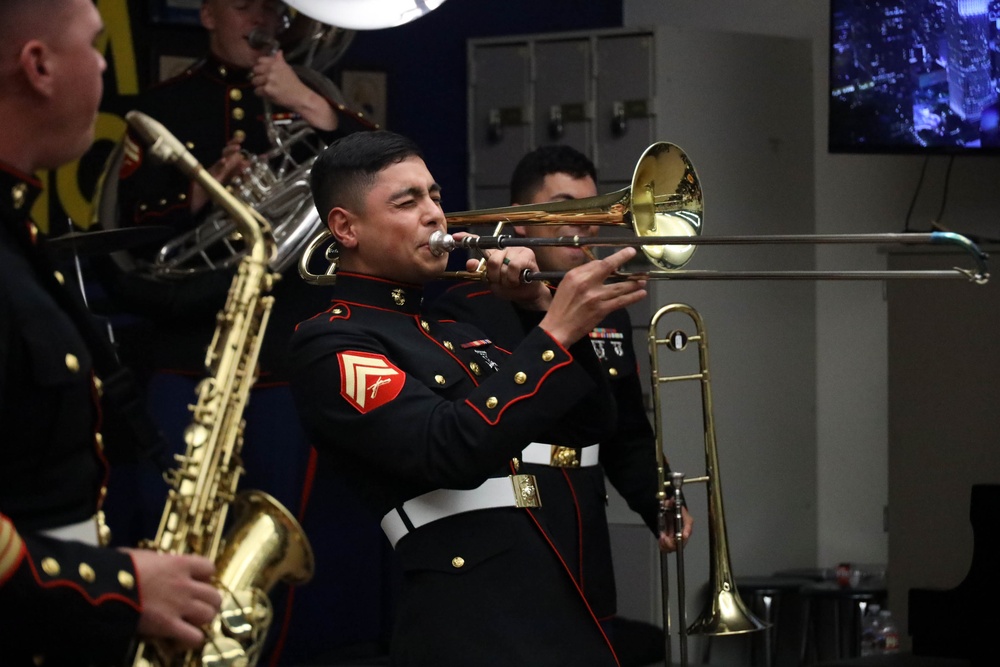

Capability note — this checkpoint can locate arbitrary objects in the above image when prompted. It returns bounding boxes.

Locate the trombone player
[430,144,694,665]
[289,130,647,666]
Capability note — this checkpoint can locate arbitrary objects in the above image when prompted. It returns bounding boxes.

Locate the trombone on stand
[649,304,767,667]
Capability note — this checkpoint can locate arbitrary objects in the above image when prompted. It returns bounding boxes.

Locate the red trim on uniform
[0,162,43,187]
[464,356,572,426]
[133,200,191,225]
[561,467,586,585]
[25,550,141,611]
[522,507,621,666]
[412,314,482,385]
[296,447,319,523]
[267,446,318,667]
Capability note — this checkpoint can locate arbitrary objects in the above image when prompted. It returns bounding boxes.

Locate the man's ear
[328,207,358,249]
[19,40,54,97]
[200,2,216,31]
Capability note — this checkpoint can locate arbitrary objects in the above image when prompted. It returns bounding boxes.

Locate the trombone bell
[443,141,704,272]
[630,142,703,270]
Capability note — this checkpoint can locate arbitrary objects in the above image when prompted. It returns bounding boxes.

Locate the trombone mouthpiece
[429,231,455,256]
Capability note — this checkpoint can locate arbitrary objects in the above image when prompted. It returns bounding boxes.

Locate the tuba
[125,111,314,667]
[91,19,364,279]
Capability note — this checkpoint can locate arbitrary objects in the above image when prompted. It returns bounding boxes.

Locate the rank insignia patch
[338,351,406,414]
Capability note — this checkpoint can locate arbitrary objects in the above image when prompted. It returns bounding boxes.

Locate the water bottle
[875,608,901,654]
[860,604,881,657]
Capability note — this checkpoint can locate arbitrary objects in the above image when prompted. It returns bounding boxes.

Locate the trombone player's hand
[658,504,694,553]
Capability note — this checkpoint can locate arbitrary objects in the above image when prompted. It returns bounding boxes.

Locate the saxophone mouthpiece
[125,110,193,167]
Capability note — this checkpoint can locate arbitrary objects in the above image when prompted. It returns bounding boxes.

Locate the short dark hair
[310,130,423,220]
[509,145,597,204]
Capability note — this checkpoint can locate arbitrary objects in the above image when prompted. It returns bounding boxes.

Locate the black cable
[931,154,955,231]
[903,155,930,232]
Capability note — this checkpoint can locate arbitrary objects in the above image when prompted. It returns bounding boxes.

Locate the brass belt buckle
[550,445,580,468]
[510,474,541,508]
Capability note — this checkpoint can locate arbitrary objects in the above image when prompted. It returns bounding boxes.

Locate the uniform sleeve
[0,514,141,663]
[116,128,199,231]
[290,324,615,496]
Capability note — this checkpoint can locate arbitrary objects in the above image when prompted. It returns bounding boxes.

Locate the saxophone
[125,111,315,667]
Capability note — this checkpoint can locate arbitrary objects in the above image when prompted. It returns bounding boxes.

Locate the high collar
[0,161,43,227]
[334,272,424,316]
[203,52,254,86]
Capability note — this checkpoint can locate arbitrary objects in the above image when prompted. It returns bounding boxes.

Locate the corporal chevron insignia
[338,351,406,414]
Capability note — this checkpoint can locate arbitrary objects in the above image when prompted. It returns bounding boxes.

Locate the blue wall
[334,0,623,210]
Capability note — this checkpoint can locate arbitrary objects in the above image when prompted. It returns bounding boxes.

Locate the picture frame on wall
[150,0,202,25]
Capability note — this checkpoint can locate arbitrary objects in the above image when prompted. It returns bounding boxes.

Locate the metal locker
[595,32,656,183]
[467,42,533,194]
[534,38,593,154]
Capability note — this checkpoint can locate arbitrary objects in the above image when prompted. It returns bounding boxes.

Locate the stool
[799,581,887,665]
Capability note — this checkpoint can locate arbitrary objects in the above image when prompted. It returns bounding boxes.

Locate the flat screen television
[830,0,1000,153]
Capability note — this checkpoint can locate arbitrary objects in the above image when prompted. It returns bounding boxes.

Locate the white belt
[381,475,540,548]
[521,442,600,468]
[38,515,99,546]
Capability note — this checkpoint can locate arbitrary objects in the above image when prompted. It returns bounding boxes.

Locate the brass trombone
[650,304,766,667]
[299,141,989,284]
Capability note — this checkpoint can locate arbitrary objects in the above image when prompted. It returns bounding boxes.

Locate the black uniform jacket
[289,273,622,667]
[429,281,662,621]
[0,165,141,665]
[105,53,336,381]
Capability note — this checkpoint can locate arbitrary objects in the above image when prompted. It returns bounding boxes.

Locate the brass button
[512,457,520,471]
[451,556,465,568]
[118,570,135,590]
[229,88,243,101]
[78,562,96,583]
[332,308,343,315]
[542,350,555,362]
[65,353,80,373]
[392,288,406,306]
[94,432,104,452]
[53,270,64,285]
[469,362,481,376]
[93,376,103,397]
[232,130,246,142]
[178,192,187,201]
[443,341,454,351]
[514,372,527,385]
[185,141,195,150]
[11,182,27,209]
[232,107,245,121]
[608,367,618,377]
[420,320,430,332]
[41,558,60,576]
[139,203,148,211]
[218,65,228,77]
[434,375,446,385]
[486,397,498,409]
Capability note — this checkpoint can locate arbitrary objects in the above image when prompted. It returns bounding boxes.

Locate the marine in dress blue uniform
[429,282,662,623]
[289,272,624,667]
[0,165,142,665]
